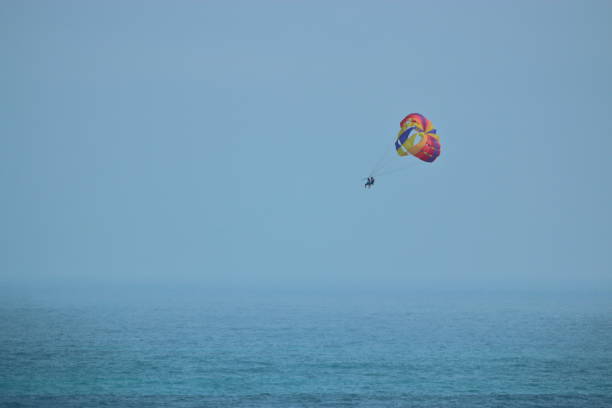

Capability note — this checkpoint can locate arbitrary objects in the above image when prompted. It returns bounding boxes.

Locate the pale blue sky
[2,0,611,296]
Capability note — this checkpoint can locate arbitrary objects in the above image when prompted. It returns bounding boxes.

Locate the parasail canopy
[394,113,440,163]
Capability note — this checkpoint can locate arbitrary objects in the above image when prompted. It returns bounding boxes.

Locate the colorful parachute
[394,113,440,163]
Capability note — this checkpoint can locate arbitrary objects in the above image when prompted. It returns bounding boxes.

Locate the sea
[1,289,611,407]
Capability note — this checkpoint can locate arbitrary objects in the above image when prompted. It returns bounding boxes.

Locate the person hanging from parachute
[364,113,440,188]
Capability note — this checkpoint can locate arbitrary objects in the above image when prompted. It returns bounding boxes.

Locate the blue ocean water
[1,291,611,407]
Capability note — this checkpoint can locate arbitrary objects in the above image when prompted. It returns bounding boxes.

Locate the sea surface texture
[1,292,611,407]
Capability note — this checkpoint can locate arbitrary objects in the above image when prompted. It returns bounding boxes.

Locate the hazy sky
[2,0,611,296]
